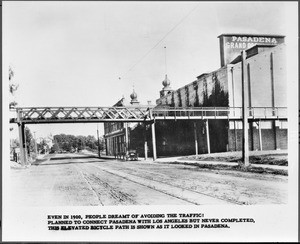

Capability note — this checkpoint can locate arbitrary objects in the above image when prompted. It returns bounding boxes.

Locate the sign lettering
[218,34,285,66]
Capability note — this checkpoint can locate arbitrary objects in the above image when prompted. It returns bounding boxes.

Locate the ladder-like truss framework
[10,106,287,124]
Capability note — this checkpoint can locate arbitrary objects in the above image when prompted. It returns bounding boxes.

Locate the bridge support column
[125,123,129,153]
[258,121,262,151]
[272,121,278,150]
[144,123,148,160]
[234,121,238,151]
[97,125,101,158]
[18,122,27,166]
[193,122,198,156]
[151,121,157,161]
[205,120,210,154]
[144,141,148,160]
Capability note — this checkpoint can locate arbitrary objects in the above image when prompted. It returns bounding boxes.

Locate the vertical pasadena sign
[218,34,285,67]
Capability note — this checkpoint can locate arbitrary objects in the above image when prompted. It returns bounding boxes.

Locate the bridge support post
[18,122,27,166]
[272,121,277,150]
[97,125,101,158]
[149,109,157,161]
[105,139,108,156]
[205,120,211,154]
[144,123,148,160]
[193,122,198,156]
[241,50,250,167]
[144,141,148,160]
[258,121,263,151]
[151,121,157,161]
[234,121,237,151]
[125,122,129,153]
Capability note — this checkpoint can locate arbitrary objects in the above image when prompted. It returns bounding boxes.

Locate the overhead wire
[119,3,200,80]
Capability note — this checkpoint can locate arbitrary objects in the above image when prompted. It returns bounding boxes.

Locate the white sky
[3,1,293,139]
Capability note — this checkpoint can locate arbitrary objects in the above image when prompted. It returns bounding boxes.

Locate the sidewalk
[155,156,287,171]
[95,152,288,172]
[56,150,289,174]
[10,153,52,169]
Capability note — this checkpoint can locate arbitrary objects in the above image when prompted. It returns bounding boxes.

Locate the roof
[196,73,208,79]
[113,97,125,107]
[229,44,280,64]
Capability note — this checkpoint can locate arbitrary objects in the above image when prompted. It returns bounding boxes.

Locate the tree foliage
[25,127,35,155]
[37,138,50,154]
[50,134,105,153]
[9,66,19,109]
[202,72,228,107]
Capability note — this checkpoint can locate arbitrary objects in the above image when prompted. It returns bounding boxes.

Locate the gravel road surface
[10,153,288,206]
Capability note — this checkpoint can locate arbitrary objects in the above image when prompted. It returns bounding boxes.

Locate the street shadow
[50,156,98,160]
[35,160,107,166]
[35,155,119,166]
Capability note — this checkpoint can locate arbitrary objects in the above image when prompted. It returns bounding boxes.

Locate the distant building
[104,90,152,157]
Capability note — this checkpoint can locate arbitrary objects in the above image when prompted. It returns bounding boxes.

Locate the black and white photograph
[2,1,298,242]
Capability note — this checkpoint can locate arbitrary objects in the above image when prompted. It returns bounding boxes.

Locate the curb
[155,159,288,175]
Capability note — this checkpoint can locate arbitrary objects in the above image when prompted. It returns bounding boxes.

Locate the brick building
[155,37,287,155]
[104,91,154,157]
[104,34,287,158]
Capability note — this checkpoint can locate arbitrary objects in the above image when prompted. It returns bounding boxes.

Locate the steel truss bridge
[9,106,287,166]
[10,106,287,124]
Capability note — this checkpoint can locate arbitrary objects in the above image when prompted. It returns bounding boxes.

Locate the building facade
[156,42,287,155]
[104,34,287,158]
[104,91,151,157]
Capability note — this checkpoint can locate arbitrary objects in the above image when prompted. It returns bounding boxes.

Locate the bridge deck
[9,106,287,124]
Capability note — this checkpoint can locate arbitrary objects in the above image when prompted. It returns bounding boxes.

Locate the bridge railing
[152,107,229,119]
[247,107,288,118]
[152,107,287,120]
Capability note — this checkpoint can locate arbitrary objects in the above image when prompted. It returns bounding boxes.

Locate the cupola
[130,89,139,105]
[160,74,173,98]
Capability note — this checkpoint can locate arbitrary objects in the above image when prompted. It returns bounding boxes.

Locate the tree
[25,127,35,155]
[77,136,86,151]
[50,141,60,154]
[51,134,102,153]
[38,138,50,154]
[85,135,97,150]
[11,138,20,147]
[9,66,19,109]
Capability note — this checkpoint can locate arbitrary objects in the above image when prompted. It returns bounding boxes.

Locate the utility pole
[241,50,250,167]
[97,124,101,158]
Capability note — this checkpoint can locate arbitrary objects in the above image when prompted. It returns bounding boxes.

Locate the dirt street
[10,154,288,206]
